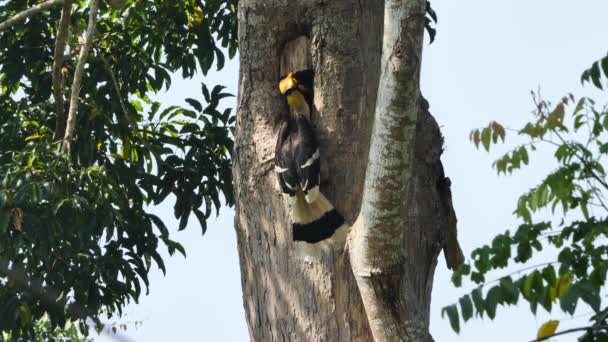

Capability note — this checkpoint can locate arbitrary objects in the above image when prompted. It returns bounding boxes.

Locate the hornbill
[275,70,346,249]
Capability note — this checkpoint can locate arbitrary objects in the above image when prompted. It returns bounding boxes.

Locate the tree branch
[98,52,130,120]
[531,324,608,342]
[351,0,426,276]
[349,0,427,340]
[0,0,65,32]
[52,0,74,142]
[98,50,156,154]
[62,0,100,153]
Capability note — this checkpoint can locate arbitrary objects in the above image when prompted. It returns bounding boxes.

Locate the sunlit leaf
[537,320,559,340]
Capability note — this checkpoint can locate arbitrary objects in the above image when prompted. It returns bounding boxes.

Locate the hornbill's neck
[286,89,311,121]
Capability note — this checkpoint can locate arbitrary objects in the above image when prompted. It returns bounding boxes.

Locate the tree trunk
[233,0,460,340]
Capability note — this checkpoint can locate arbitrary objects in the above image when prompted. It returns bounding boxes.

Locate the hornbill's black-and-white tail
[275,70,347,251]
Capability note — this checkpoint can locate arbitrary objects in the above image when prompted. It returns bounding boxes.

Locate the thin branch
[52,0,74,142]
[471,261,559,291]
[349,0,427,340]
[98,50,156,155]
[530,324,608,342]
[62,0,100,153]
[553,130,608,191]
[447,262,571,315]
[98,52,130,121]
[585,178,608,212]
[0,0,64,32]
[541,136,608,207]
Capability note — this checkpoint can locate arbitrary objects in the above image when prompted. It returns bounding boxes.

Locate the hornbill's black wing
[275,121,298,197]
[294,115,320,203]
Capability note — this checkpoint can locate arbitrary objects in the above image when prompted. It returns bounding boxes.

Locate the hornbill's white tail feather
[291,191,348,258]
[303,185,319,204]
[291,191,345,243]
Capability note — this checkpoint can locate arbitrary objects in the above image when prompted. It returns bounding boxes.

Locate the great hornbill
[275,69,346,248]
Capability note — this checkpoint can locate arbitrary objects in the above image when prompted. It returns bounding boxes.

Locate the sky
[95,1,608,341]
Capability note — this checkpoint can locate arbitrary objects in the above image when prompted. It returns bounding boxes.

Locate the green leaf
[178,210,190,231]
[500,277,519,304]
[471,129,481,148]
[459,295,474,322]
[150,251,166,276]
[559,283,579,315]
[541,266,556,287]
[602,56,608,79]
[540,286,553,312]
[471,287,485,317]
[485,286,500,319]
[130,99,144,112]
[590,62,603,89]
[147,213,169,237]
[167,240,186,258]
[442,304,460,333]
[193,209,208,235]
[201,83,211,102]
[481,127,491,151]
[185,98,202,111]
[215,47,225,71]
[579,282,601,312]
[520,146,529,165]
[556,273,572,299]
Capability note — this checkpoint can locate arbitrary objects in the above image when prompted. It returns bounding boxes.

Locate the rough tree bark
[233,0,461,341]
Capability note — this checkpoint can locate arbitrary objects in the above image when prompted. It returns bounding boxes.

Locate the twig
[97,50,157,157]
[553,131,608,191]
[62,0,100,153]
[52,0,73,142]
[98,52,130,121]
[0,0,64,32]
[482,261,558,288]
[585,179,608,212]
[530,324,608,342]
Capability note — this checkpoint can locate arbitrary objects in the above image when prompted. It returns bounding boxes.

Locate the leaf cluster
[1,314,91,342]
[0,0,237,338]
[446,77,608,340]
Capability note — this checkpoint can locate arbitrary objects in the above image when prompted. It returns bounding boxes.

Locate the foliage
[1,314,91,342]
[443,56,608,340]
[0,0,237,339]
[581,52,608,90]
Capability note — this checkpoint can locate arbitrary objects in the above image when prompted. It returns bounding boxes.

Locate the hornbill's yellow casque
[275,69,346,246]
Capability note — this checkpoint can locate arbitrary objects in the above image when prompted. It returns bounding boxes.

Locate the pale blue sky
[96,1,608,341]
